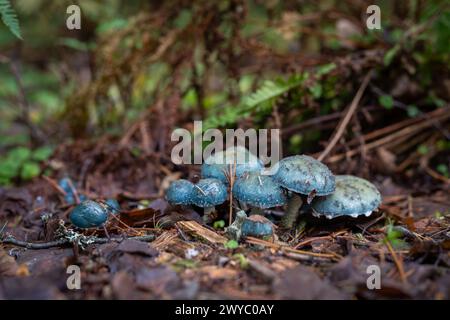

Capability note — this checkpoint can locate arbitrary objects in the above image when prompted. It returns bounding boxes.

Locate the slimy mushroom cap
[69,200,108,229]
[201,146,264,183]
[311,175,382,219]
[272,155,335,196]
[233,172,286,209]
[191,178,228,207]
[165,179,195,205]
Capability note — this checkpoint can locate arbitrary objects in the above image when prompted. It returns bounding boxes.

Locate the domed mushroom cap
[192,178,228,207]
[70,200,108,229]
[104,198,120,214]
[233,172,286,208]
[311,175,382,219]
[271,155,335,196]
[201,146,264,183]
[165,179,195,205]
[242,215,274,238]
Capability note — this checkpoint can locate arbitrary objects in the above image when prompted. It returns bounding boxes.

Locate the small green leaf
[436,164,449,177]
[417,144,429,155]
[316,63,336,76]
[379,95,394,110]
[310,84,322,99]
[384,45,400,66]
[173,9,192,29]
[213,220,225,229]
[31,146,53,162]
[0,158,20,178]
[20,162,41,180]
[224,239,239,250]
[232,253,249,269]
[8,147,31,164]
[407,105,420,117]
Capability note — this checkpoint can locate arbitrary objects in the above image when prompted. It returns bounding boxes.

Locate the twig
[318,70,373,162]
[293,230,347,249]
[325,110,450,163]
[1,234,156,250]
[370,84,450,140]
[385,240,408,284]
[42,176,67,196]
[245,236,340,260]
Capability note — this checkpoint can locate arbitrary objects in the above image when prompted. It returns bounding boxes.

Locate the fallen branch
[1,234,156,250]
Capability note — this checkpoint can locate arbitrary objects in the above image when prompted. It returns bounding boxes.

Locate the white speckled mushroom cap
[271,155,335,196]
[201,146,264,183]
[191,178,228,207]
[232,172,287,209]
[311,175,382,219]
[165,179,195,205]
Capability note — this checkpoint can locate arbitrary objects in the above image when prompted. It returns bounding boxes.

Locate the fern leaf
[243,74,306,109]
[0,0,22,40]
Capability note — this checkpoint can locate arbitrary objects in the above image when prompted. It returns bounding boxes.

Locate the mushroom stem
[239,201,248,211]
[203,206,216,224]
[250,207,264,216]
[281,193,303,229]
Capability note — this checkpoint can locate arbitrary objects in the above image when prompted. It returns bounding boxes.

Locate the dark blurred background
[0,0,448,189]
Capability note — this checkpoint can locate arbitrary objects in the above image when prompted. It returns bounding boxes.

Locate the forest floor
[0,138,449,300]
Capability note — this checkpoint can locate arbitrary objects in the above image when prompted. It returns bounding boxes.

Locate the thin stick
[293,230,347,249]
[245,236,339,260]
[325,111,450,163]
[1,234,156,250]
[318,71,373,162]
[385,240,408,284]
[228,161,237,226]
[42,176,67,196]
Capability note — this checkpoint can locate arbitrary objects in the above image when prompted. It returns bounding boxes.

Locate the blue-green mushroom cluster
[165,177,228,223]
[165,146,382,230]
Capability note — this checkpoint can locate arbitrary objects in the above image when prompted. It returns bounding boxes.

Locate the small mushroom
[69,200,108,229]
[232,172,286,215]
[191,178,228,223]
[201,146,263,183]
[58,177,87,204]
[165,179,195,206]
[226,210,274,241]
[271,155,335,228]
[311,175,382,219]
[104,198,120,214]
[241,215,274,239]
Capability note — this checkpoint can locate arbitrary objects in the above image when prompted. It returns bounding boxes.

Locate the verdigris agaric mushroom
[232,172,286,215]
[271,155,335,228]
[69,200,108,229]
[226,210,274,241]
[104,198,120,214]
[192,178,228,223]
[59,177,87,204]
[201,146,263,184]
[165,179,195,206]
[311,175,381,219]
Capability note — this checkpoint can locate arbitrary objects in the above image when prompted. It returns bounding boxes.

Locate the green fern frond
[0,0,22,40]
[243,73,307,109]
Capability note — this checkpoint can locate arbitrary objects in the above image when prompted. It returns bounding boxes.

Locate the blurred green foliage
[0,0,448,186]
[0,0,22,39]
[0,146,53,185]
